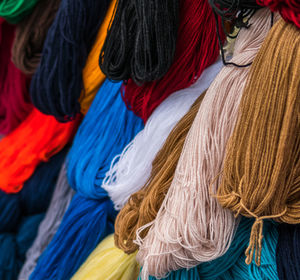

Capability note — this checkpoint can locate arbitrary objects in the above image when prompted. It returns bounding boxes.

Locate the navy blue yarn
[0,214,44,280]
[30,80,144,279]
[0,191,20,232]
[30,0,110,120]
[276,224,300,280]
[67,80,144,199]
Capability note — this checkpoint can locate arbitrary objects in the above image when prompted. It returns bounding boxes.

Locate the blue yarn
[67,80,144,199]
[0,214,44,280]
[0,191,20,232]
[30,80,144,279]
[19,148,67,215]
[145,219,279,280]
[30,0,110,120]
[276,224,300,280]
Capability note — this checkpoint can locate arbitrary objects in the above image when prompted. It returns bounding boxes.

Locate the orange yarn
[79,0,117,114]
[0,108,80,193]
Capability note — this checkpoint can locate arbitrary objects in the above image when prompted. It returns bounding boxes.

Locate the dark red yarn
[0,18,32,134]
[122,0,225,123]
[257,0,300,28]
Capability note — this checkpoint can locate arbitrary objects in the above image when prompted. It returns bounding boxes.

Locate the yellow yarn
[72,234,139,280]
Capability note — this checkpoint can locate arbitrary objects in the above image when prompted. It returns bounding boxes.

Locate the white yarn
[102,59,223,210]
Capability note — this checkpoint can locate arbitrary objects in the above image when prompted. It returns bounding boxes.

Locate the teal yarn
[0,0,39,24]
[67,80,144,199]
[145,218,279,280]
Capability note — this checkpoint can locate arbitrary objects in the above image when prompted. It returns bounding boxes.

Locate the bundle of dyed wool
[0,18,32,134]
[0,108,79,193]
[72,234,139,280]
[18,164,74,280]
[257,0,300,28]
[103,59,222,212]
[0,148,67,280]
[144,219,278,280]
[0,0,39,24]
[79,0,116,114]
[136,9,278,279]
[30,0,110,120]
[217,18,300,266]
[121,0,224,122]
[30,80,144,280]
[11,0,61,76]
[100,0,179,83]
[276,224,300,280]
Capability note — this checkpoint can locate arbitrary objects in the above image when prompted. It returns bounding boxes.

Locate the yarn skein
[18,164,75,280]
[0,108,79,193]
[30,0,110,119]
[276,224,300,280]
[103,59,222,211]
[30,81,144,280]
[11,0,61,75]
[79,0,116,115]
[217,18,300,266]
[137,9,278,279]
[121,0,224,122]
[99,0,179,84]
[0,19,32,134]
[0,0,39,24]
[257,0,300,28]
[72,234,139,280]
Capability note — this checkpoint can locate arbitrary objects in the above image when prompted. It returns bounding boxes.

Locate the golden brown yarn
[114,91,206,254]
[217,18,300,266]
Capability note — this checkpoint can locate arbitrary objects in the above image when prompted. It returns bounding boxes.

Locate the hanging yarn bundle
[0,19,32,134]
[30,0,110,120]
[0,0,39,24]
[136,9,278,279]
[11,0,61,75]
[72,234,139,280]
[257,0,300,28]
[103,60,222,211]
[121,0,224,122]
[113,60,222,254]
[99,0,179,84]
[18,164,74,280]
[276,224,300,280]
[217,18,300,266]
[30,80,144,280]
[79,0,116,114]
[0,108,79,193]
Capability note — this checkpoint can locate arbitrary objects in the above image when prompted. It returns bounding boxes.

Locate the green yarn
[0,0,40,24]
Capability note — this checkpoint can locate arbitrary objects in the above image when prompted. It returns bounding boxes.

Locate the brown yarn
[12,0,61,75]
[114,91,206,254]
[217,18,300,266]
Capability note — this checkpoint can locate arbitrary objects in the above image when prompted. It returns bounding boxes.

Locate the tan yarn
[217,18,300,266]
[114,91,206,254]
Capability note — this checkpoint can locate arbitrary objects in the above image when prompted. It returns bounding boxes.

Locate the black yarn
[276,224,300,280]
[30,0,110,121]
[99,0,179,84]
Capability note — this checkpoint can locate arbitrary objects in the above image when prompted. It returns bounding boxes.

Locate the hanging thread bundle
[121,0,224,122]
[0,0,39,24]
[103,60,222,212]
[217,18,300,266]
[136,9,278,279]
[257,0,300,28]
[30,0,110,119]
[72,234,139,280]
[11,0,61,76]
[0,109,79,193]
[99,0,179,84]
[0,18,32,134]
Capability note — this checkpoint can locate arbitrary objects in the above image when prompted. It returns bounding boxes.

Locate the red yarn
[0,19,33,134]
[257,0,300,28]
[122,0,224,122]
[0,109,80,193]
